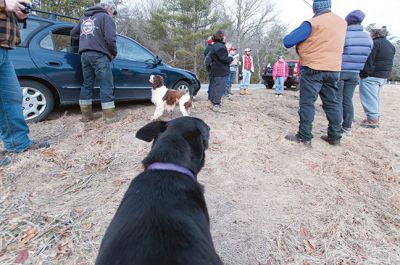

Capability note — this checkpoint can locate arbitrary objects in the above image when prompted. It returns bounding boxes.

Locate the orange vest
[297,12,347,71]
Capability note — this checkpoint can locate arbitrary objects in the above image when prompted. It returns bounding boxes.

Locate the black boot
[285,134,311,147]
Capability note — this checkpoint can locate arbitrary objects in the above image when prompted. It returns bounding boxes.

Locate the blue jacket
[341,25,373,72]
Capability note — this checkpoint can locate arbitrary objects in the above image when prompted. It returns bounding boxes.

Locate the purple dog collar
[147,162,195,180]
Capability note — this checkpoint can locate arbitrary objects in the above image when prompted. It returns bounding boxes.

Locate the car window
[19,20,49,47]
[116,36,155,62]
[39,28,77,53]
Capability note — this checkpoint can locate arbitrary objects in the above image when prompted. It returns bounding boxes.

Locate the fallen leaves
[303,239,316,255]
[15,249,29,264]
[17,227,39,246]
[112,178,130,188]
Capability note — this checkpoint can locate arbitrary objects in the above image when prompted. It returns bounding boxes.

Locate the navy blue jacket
[360,37,396,79]
[209,42,233,77]
[341,25,373,72]
[71,6,117,61]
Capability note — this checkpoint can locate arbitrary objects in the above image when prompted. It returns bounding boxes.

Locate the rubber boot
[80,104,101,122]
[103,107,117,123]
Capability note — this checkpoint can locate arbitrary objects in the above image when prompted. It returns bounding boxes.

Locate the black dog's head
[136,117,210,176]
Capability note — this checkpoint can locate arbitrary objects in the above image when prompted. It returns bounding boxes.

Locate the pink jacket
[272,59,289,80]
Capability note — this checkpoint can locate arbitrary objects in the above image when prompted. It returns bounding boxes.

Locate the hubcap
[176,84,189,93]
[22,87,47,121]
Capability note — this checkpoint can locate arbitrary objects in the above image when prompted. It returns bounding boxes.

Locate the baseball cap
[100,0,117,15]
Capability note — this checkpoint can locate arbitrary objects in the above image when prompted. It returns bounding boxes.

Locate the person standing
[71,0,118,123]
[359,24,396,128]
[209,30,233,113]
[239,48,254,95]
[204,36,214,101]
[0,0,50,167]
[272,56,289,97]
[328,10,373,135]
[224,47,239,97]
[283,0,347,146]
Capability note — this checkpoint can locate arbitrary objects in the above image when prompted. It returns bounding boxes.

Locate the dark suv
[261,60,301,90]
[9,12,200,122]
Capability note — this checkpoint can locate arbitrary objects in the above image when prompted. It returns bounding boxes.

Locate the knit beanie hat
[345,10,366,25]
[313,0,331,13]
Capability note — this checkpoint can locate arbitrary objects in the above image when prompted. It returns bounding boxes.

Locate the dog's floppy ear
[136,121,167,142]
[197,122,210,149]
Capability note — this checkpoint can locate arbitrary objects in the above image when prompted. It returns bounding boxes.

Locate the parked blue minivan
[10,13,200,122]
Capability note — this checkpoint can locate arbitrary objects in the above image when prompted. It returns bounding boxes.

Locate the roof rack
[31,9,80,21]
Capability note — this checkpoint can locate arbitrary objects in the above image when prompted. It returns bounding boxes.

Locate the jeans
[337,71,359,129]
[275,77,285,94]
[297,66,341,141]
[240,70,251,88]
[207,74,214,100]
[224,70,236,95]
[80,51,115,109]
[211,75,227,105]
[359,76,386,120]
[0,48,32,152]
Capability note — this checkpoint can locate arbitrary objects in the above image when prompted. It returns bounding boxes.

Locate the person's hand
[5,0,28,19]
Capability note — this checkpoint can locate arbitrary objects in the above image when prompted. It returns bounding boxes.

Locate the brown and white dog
[149,75,192,120]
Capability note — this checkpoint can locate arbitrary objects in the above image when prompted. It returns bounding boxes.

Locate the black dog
[95,117,222,265]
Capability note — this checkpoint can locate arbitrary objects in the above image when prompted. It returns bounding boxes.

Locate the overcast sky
[276,0,400,38]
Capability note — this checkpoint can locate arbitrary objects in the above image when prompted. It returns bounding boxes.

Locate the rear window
[18,20,49,47]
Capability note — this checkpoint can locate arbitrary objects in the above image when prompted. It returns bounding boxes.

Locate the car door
[113,36,163,100]
[29,25,98,104]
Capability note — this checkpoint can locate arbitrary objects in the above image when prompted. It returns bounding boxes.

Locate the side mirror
[155,55,162,65]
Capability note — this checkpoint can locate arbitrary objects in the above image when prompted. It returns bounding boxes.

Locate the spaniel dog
[149,75,192,120]
[95,117,222,265]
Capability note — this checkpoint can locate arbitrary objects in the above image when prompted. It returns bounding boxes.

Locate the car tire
[267,81,274,89]
[19,80,55,123]
[173,80,193,95]
[286,84,292,89]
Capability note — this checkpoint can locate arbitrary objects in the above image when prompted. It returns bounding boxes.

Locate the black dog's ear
[136,121,167,142]
[197,122,210,149]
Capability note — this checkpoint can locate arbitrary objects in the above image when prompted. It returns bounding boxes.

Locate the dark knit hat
[313,0,331,13]
[345,10,366,25]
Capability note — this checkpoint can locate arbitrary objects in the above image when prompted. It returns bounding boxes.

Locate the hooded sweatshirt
[71,6,117,60]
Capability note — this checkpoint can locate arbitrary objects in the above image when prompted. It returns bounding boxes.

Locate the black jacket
[204,44,213,57]
[360,37,396,79]
[209,42,233,77]
[71,6,117,61]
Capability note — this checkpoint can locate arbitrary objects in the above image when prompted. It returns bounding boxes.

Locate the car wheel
[173,80,193,95]
[20,80,55,123]
[267,82,274,89]
[286,84,292,89]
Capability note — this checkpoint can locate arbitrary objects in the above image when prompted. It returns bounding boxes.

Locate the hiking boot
[27,141,50,151]
[321,135,341,146]
[342,127,352,136]
[0,153,12,167]
[239,88,246,95]
[80,104,101,122]
[103,107,117,123]
[210,105,227,113]
[285,134,311,147]
[244,89,251,95]
[361,118,379,128]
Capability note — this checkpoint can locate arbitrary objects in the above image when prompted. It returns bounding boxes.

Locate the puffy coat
[272,59,289,79]
[360,36,396,79]
[210,42,233,77]
[341,24,373,72]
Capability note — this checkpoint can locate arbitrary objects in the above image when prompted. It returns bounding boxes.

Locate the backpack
[204,51,213,73]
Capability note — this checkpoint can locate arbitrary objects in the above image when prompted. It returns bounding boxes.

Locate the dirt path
[1,85,399,264]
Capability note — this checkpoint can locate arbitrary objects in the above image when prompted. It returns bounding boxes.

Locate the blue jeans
[297,67,341,141]
[80,51,115,108]
[275,77,285,94]
[359,76,386,120]
[211,75,228,105]
[224,70,236,95]
[337,71,359,129]
[0,48,32,152]
[240,70,251,88]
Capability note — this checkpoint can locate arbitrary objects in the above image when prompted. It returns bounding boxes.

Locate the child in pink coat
[272,56,289,97]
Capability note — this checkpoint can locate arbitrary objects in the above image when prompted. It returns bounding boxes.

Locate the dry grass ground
[1,85,399,265]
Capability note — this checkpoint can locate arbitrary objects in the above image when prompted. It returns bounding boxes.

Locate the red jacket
[272,59,289,80]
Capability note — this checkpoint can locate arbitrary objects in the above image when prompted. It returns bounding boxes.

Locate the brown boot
[244,89,251,95]
[80,104,101,122]
[103,107,117,123]
[361,118,379,128]
[239,88,246,95]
